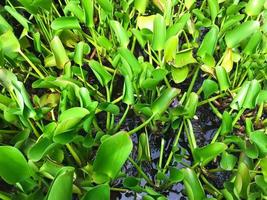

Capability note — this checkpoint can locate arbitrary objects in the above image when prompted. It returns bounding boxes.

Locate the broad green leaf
[255,175,267,195]
[215,66,230,91]
[220,14,245,35]
[123,177,142,192]
[51,17,81,31]
[169,167,184,183]
[171,66,189,83]
[250,131,267,156]
[194,142,227,166]
[110,20,129,48]
[245,0,265,16]
[185,0,196,10]
[50,36,70,69]
[82,0,94,27]
[234,162,250,199]
[220,152,237,170]
[0,146,31,184]
[123,75,134,105]
[74,41,90,66]
[97,35,112,50]
[93,132,133,183]
[151,87,180,115]
[82,184,110,200]
[64,0,85,23]
[152,14,166,51]
[184,92,198,119]
[166,13,190,39]
[89,60,112,86]
[164,36,178,62]
[134,0,149,13]
[0,30,20,57]
[202,79,218,99]
[208,0,219,22]
[118,47,142,76]
[98,102,120,115]
[5,6,29,30]
[18,0,52,14]
[137,15,155,31]
[225,21,260,48]
[46,167,74,200]
[137,132,151,162]
[197,26,219,58]
[28,136,58,161]
[221,111,232,136]
[245,141,259,159]
[182,168,205,200]
[257,90,267,104]
[243,30,262,55]
[174,50,197,68]
[0,14,12,34]
[54,107,90,143]
[96,0,113,13]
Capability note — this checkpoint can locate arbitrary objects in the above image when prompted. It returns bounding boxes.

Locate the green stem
[128,157,154,187]
[186,66,200,99]
[232,108,246,126]
[158,138,165,169]
[19,50,45,79]
[128,115,154,136]
[66,143,82,167]
[114,104,130,133]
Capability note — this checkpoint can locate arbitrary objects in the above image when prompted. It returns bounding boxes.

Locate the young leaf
[151,88,180,115]
[182,168,205,200]
[51,17,81,31]
[46,167,74,200]
[82,184,110,200]
[152,14,166,51]
[89,60,112,86]
[225,21,260,48]
[215,66,230,91]
[202,79,218,99]
[93,132,133,183]
[110,20,129,48]
[0,146,31,184]
[50,36,71,69]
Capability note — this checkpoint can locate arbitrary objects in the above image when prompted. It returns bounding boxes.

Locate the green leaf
[151,87,180,115]
[123,75,134,105]
[208,0,219,22]
[174,50,197,68]
[28,136,58,161]
[137,132,151,162]
[46,167,74,200]
[82,184,110,200]
[5,6,29,30]
[0,146,31,184]
[166,13,190,39]
[89,60,112,86]
[202,79,218,99]
[194,142,227,166]
[18,0,52,14]
[197,26,219,58]
[110,20,129,48]
[0,30,20,57]
[185,0,196,10]
[50,36,71,69]
[93,132,133,183]
[245,0,265,16]
[54,107,89,143]
[225,21,260,48]
[152,14,166,51]
[169,167,184,183]
[96,0,113,13]
[220,152,237,170]
[82,0,94,27]
[171,66,189,84]
[221,111,233,136]
[0,14,13,34]
[134,0,149,13]
[184,92,198,119]
[234,162,250,199]
[98,102,120,115]
[250,131,267,156]
[164,36,178,62]
[51,17,81,31]
[182,168,205,200]
[215,66,230,91]
[243,30,262,55]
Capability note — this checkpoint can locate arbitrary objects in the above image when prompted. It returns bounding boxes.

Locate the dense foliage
[0,0,266,199]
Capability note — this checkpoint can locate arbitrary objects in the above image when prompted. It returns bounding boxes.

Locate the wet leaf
[0,146,31,184]
[182,168,205,200]
[46,167,74,200]
[93,132,133,183]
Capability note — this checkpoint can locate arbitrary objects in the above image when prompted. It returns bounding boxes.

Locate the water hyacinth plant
[0,0,266,199]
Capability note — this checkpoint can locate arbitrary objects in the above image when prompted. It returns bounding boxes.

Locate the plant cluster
[0,0,266,199]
